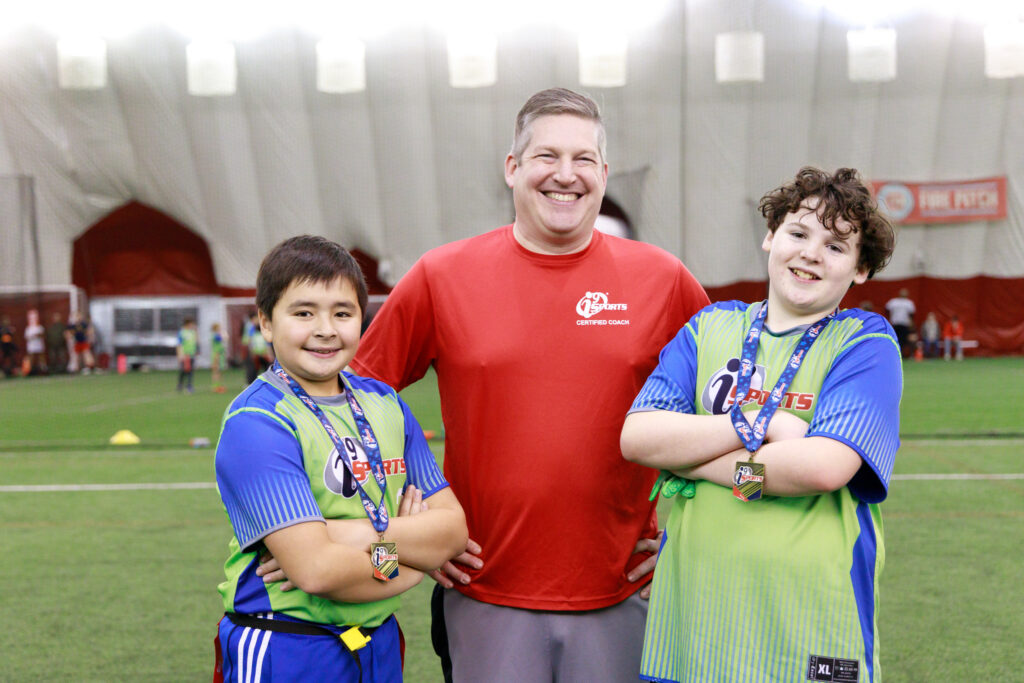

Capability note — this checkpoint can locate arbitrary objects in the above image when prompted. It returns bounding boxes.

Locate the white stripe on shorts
[253,614,273,683]
[236,627,250,683]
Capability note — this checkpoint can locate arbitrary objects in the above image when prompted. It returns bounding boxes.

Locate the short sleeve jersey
[178,327,198,357]
[884,297,915,326]
[351,226,709,611]
[633,301,901,683]
[215,370,449,628]
[211,332,226,355]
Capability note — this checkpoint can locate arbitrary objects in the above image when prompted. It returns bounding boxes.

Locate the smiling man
[350,88,708,681]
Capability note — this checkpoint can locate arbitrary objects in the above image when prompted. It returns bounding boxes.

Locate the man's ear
[504,154,518,189]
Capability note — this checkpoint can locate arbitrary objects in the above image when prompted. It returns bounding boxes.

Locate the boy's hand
[627,531,663,599]
[259,486,431,591]
[398,485,428,516]
[256,552,295,591]
[428,538,483,588]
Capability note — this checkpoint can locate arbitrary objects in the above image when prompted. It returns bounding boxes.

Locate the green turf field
[1,358,1022,681]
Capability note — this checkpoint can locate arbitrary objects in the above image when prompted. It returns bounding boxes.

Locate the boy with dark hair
[622,167,900,682]
[176,317,198,393]
[214,235,467,682]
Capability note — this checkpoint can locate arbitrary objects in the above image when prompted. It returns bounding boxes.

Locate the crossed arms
[259,486,467,602]
[620,408,862,497]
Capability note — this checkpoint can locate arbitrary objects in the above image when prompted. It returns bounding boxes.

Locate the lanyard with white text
[729,303,834,500]
[271,361,390,534]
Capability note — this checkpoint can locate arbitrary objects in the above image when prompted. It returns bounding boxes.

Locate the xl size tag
[370,542,399,582]
[807,655,859,682]
[733,461,765,502]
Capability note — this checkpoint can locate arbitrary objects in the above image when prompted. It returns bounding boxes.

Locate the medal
[370,540,399,582]
[733,459,766,501]
[729,303,834,501]
[271,361,398,580]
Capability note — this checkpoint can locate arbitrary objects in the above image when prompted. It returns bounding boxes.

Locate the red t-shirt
[351,226,709,610]
[942,320,964,339]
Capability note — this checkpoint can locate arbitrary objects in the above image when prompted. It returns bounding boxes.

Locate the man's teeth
[545,192,578,201]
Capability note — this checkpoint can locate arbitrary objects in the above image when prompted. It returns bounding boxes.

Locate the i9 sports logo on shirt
[324,437,407,498]
[701,358,766,415]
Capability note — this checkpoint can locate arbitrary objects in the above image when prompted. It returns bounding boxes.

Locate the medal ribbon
[729,302,835,453]
[271,361,390,534]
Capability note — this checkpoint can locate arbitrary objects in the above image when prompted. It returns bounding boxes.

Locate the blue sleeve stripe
[227,474,324,550]
[837,332,899,357]
[226,407,296,434]
[809,393,898,501]
[398,397,449,496]
[632,376,697,413]
[632,317,700,414]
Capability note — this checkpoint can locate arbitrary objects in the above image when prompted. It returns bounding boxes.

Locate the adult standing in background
[885,288,916,357]
[45,312,67,373]
[350,88,709,682]
[0,316,17,377]
[920,311,941,358]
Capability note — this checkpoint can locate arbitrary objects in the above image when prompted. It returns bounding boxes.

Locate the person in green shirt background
[176,317,198,393]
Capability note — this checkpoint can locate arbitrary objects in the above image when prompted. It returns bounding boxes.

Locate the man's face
[504,114,608,254]
[762,200,869,327]
[259,277,362,397]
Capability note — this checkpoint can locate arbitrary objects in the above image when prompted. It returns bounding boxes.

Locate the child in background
[66,311,95,374]
[176,317,198,393]
[23,309,47,375]
[214,235,467,682]
[210,322,226,393]
[622,167,901,682]
[943,314,965,361]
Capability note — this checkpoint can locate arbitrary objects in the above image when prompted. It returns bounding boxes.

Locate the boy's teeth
[792,268,817,280]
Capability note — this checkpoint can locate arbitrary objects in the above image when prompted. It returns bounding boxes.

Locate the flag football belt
[224,612,377,680]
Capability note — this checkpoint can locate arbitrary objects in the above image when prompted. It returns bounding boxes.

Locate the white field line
[0,482,216,492]
[1,475,1022,493]
[891,473,1024,481]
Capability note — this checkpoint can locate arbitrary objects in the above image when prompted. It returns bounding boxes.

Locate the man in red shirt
[351,88,709,681]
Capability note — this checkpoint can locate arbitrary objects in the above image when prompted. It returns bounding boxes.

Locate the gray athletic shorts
[440,588,648,682]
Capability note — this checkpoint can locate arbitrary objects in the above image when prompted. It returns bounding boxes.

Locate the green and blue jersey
[177,327,198,357]
[632,301,902,683]
[215,370,448,629]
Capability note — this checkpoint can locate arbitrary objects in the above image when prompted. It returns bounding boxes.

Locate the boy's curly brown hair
[758,167,895,278]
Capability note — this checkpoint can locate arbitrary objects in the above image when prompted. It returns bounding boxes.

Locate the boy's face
[762,200,868,327]
[259,277,362,397]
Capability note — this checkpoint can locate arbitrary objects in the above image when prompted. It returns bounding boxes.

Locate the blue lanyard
[730,303,834,453]
[271,361,390,534]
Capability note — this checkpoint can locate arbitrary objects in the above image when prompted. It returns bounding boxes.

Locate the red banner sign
[870,177,1007,225]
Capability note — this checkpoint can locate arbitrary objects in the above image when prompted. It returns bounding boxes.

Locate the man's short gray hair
[510,88,606,162]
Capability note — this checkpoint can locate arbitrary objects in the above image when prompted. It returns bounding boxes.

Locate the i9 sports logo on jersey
[324,436,405,497]
[701,358,767,415]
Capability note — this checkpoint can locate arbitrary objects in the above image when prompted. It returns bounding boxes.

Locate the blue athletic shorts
[216,613,402,682]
